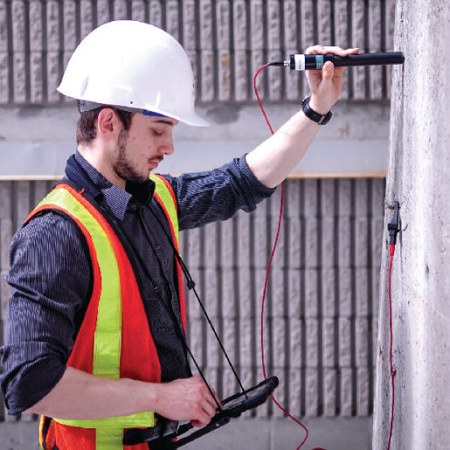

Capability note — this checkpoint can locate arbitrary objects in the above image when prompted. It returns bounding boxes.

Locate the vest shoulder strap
[151,174,179,242]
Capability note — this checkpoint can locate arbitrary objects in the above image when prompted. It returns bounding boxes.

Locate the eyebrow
[153,118,178,126]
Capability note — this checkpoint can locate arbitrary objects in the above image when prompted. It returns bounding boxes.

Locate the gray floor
[0,417,372,450]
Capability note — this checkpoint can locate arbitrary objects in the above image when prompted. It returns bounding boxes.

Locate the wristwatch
[301,96,332,125]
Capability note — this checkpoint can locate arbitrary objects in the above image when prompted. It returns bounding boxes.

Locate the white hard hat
[57,20,208,127]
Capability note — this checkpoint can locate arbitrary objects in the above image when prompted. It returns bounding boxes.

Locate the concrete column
[373,1,450,449]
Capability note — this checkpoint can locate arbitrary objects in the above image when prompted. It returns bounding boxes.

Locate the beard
[111,128,149,184]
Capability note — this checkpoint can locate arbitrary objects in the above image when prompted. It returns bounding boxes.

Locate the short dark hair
[76,107,135,145]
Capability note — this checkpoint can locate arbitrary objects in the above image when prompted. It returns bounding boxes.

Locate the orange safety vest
[26,175,186,450]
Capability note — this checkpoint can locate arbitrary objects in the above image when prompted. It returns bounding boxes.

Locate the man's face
[111,112,178,184]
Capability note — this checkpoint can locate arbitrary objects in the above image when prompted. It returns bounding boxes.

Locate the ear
[96,108,120,140]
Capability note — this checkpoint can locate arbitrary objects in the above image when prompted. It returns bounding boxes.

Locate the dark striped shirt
[0,152,274,415]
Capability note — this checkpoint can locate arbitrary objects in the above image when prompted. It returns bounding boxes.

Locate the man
[0,20,358,449]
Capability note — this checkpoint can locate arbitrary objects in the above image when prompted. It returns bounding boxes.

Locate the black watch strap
[302,96,332,125]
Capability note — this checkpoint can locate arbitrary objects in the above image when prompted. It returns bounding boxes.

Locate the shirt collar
[74,152,155,221]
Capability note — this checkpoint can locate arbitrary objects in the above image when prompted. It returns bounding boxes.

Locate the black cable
[148,206,249,399]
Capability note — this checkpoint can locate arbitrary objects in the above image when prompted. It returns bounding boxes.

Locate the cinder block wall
[0,0,396,104]
[0,0,394,440]
[183,178,385,419]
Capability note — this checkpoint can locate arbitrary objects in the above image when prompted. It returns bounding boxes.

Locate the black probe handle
[290,52,405,70]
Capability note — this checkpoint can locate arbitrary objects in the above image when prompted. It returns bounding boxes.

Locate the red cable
[386,244,396,450]
[254,63,310,450]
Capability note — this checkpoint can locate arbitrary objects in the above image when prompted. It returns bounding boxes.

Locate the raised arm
[246,45,359,188]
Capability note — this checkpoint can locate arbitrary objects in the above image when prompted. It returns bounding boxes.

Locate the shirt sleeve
[0,212,91,415]
[165,155,276,231]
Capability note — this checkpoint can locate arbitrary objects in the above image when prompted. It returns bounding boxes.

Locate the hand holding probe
[286,51,405,71]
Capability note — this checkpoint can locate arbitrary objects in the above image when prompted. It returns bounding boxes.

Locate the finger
[306,45,360,56]
[321,61,335,82]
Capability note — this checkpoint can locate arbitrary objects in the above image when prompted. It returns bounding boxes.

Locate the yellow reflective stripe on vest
[151,174,179,241]
[40,187,153,448]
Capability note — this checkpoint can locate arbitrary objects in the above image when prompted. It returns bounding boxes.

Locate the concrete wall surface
[373,1,450,449]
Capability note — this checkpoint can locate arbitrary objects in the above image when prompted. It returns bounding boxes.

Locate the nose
[159,131,175,156]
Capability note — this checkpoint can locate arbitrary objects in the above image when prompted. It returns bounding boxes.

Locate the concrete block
[222,317,238,358]
[0,219,13,270]
[323,367,338,416]
[286,180,301,218]
[322,317,337,367]
[204,221,219,265]
[270,268,286,317]
[288,368,302,417]
[317,0,333,44]
[234,50,248,101]
[79,1,94,39]
[239,317,256,367]
[356,367,371,416]
[321,268,337,317]
[288,317,302,369]
[216,1,231,49]
[166,0,181,40]
[355,178,369,217]
[287,270,302,317]
[305,318,319,367]
[15,181,32,225]
[304,179,318,216]
[45,1,62,47]
[304,269,318,317]
[321,218,336,268]
[355,267,369,316]
[130,0,146,22]
[355,317,370,367]
[273,318,287,369]
[321,179,337,216]
[13,53,27,103]
[254,217,270,269]
[29,52,43,103]
[236,211,251,267]
[355,218,369,266]
[0,3,7,51]
[182,1,196,48]
[113,0,129,21]
[29,2,43,51]
[338,179,353,215]
[237,268,254,318]
[304,218,319,267]
[300,1,315,46]
[1,271,12,320]
[221,270,237,317]
[338,217,352,268]
[250,0,264,48]
[201,57,215,103]
[187,317,205,367]
[0,53,8,103]
[0,182,12,219]
[338,268,353,316]
[340,367,354,416]
[149,0,163,28]
[338,318,352,367]
[287,218,302,269]
[305,367,319,416]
